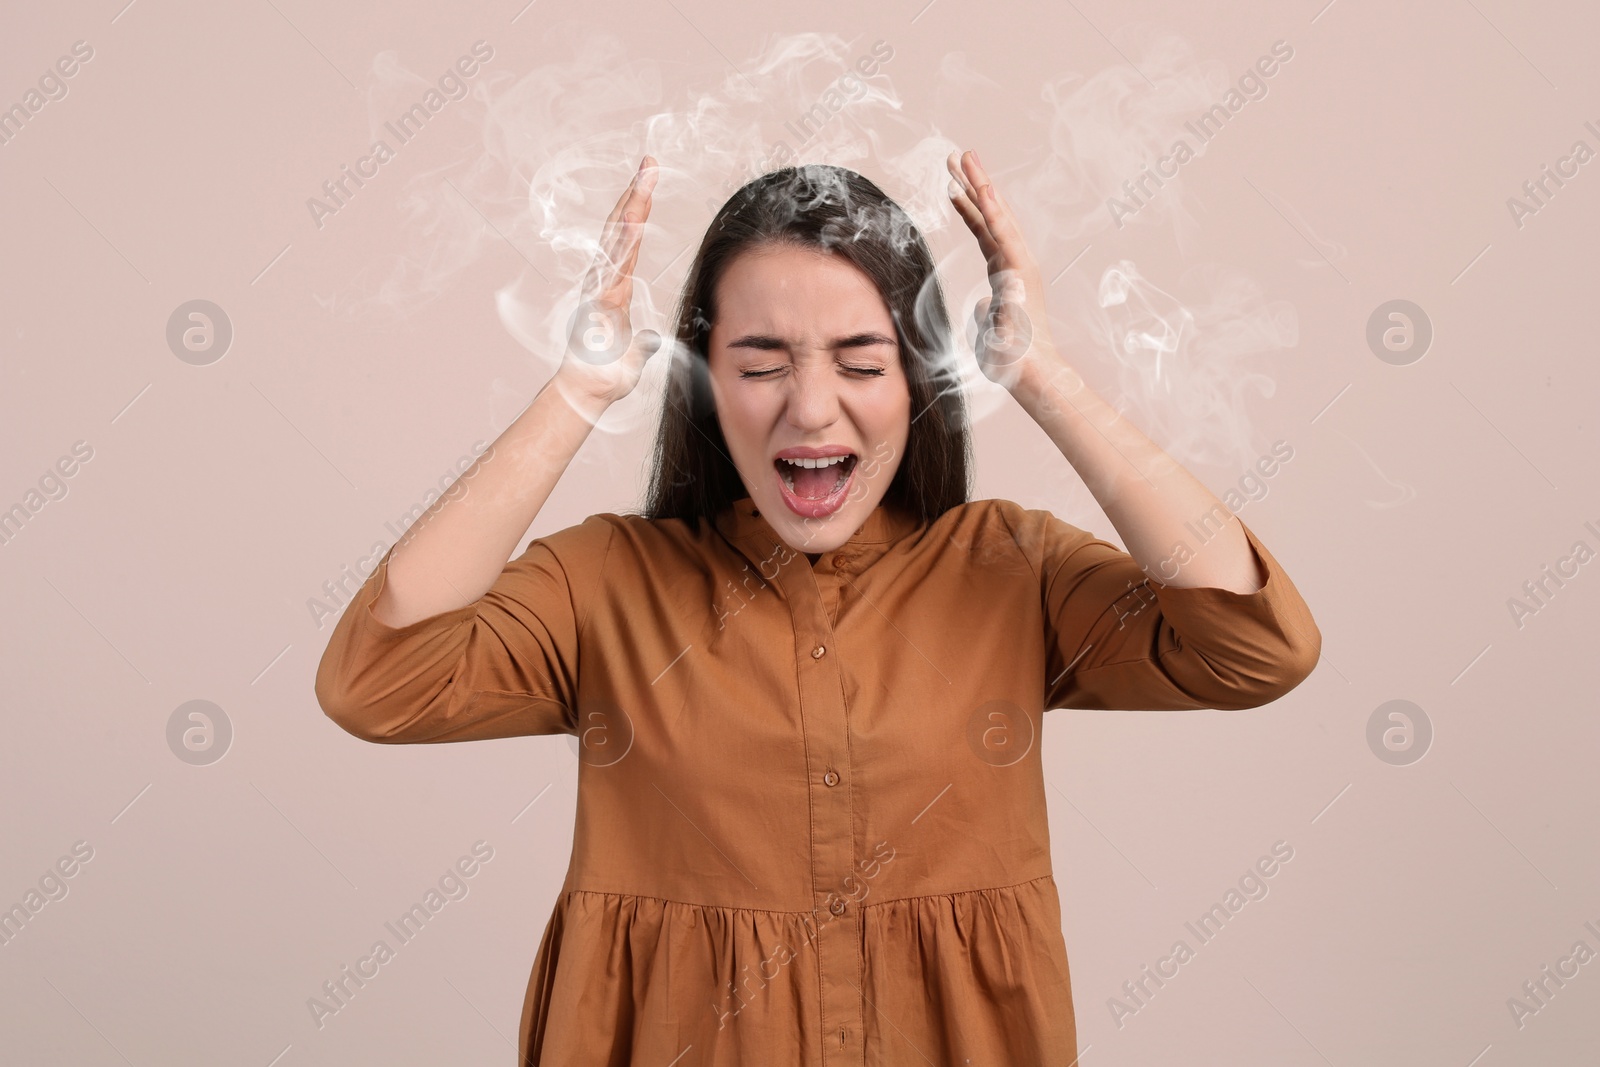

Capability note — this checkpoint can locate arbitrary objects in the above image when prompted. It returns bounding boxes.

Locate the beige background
[2,0,1596,1063]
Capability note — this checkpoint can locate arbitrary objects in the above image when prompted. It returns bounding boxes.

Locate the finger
[947,152,1001,265]
[944,150,963,185]
[946,150,985,222]
[949,187,1003,277]
[592,176,641,282]
[635,328,664,361]
[947,149,980,199]
[958,152,1035,274]
[607,158,657,253]
[600,156,653,248]
[949,150,996,223]
[596,193,644,287]
[953,151,1008,245]
[973,185,1027,273]
[592,161,657,298]
[617,213,646,280]
[615,171,658,284]
[973,296,1019,351]
[947,176,998,259]
[971,296,993,332]
[610,209,650,297]
[591,158,655,290]
[615,163,657,276]
[589,223,636,313]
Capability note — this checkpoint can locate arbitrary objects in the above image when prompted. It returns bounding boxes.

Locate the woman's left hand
[946,149,1066,396]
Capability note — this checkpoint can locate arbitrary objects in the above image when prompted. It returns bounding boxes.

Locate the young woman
[316,151,1321,1065]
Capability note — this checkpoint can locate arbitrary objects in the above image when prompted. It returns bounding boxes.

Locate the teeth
[776,453,854,496]
[779,455,851,469]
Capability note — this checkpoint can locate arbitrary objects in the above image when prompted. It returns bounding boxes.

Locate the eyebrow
[724,332,898,351]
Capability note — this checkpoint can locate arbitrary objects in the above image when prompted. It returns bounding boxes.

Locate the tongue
[792,463,840,500]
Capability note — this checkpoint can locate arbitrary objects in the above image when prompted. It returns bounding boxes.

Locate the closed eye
[739,366,886,379]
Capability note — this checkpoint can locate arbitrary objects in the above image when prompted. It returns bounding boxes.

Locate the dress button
[829,898,847,916]
[812,645,826,659]
[823,770,840,786]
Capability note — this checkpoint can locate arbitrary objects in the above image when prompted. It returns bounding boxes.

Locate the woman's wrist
[1010,350,1084,422]
[549,367,619,420]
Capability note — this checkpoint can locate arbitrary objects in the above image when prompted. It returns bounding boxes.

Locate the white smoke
[326,24,1308,473]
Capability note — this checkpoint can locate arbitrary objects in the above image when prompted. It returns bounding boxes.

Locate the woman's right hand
[554,155,664,407]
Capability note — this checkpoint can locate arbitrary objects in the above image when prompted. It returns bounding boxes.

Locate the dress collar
[713,495,923,569]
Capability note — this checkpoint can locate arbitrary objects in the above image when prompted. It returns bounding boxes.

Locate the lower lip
[774,459,855,518]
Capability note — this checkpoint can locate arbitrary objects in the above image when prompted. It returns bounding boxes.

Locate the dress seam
[859,873,1057,909]
[551,875,1057,914]
[559,888,822,916]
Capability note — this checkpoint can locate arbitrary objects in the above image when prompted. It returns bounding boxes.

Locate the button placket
[753,527,861,1062]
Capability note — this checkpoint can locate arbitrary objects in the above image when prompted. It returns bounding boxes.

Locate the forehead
[712,245,892,336]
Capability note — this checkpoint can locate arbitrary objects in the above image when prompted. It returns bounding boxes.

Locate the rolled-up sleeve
[314,515,614,743]
[1004,505,1321,711]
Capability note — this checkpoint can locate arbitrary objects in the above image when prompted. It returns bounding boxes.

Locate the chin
[745,442,897,551]
[759,486,876,554]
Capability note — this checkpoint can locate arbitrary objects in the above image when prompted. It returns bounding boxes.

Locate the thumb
[971,296,993,331]
[626,329,665,371]
[635,329,664,359]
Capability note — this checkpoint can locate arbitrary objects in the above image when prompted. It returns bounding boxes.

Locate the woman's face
[707,243,912,555]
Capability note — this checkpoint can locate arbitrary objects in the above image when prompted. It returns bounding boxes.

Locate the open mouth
[773,453,857,515]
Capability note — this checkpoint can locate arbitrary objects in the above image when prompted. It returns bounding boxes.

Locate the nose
[783,359,842,433]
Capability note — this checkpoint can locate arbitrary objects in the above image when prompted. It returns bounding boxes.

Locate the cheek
[868,390,912,443]
[716,394,772,455]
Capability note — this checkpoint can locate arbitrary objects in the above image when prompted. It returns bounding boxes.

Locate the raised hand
[945,149,1064,394]
[555,155,665,407]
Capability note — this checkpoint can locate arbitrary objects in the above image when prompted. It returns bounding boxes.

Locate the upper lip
[774,445,856,461]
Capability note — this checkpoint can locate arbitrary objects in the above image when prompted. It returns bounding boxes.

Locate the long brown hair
[642,164,972,528]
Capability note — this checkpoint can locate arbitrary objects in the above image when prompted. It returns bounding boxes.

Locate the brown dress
[315,495,1321,1065]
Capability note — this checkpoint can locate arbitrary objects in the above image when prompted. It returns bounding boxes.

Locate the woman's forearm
[1012,356,1267,594]
[371,372,611,628]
